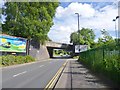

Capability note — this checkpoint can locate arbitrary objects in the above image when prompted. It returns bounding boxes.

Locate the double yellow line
[44,60,68,90]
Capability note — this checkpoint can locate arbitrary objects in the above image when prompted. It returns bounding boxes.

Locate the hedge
[79,42,120,85]
[1,55,35,66]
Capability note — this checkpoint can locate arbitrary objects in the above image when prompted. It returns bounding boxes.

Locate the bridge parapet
[45,41,66,48]
[45,41,74,58]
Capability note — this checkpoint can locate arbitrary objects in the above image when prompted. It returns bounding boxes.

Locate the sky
[0,0,119,44]
[48,1,120,44]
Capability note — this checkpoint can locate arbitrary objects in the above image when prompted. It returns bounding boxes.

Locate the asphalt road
[2,59,66,88]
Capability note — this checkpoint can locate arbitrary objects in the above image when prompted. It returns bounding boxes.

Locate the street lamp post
[75,13,81,53]
[113,19,117,39]
[75,13,80,31]
[113,16,119,42]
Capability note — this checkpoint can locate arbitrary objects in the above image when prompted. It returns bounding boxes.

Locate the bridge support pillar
[47,47,53,58]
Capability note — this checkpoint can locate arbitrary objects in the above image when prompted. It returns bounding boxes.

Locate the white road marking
[39,65,44,67]
[13,71,27,77]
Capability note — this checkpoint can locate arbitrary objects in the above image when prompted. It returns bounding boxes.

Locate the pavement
[55,59,119,89]
[1,59,66,88]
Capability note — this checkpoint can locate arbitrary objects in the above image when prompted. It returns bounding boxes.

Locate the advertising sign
[75,45,81,53]
[75,45,88,53]
[0,34,27,53]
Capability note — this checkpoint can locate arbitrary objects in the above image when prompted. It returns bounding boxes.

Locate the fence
[79,42,120,84]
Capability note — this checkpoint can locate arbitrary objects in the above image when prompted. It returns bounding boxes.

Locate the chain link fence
[79,42,120,84]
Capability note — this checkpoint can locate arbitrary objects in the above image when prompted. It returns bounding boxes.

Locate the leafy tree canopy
[2,2,59,44]
[70,28,95,48]
[97,29,114,46]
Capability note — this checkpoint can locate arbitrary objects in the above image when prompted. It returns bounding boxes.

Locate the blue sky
[48,1,119,44]
[60,2,113,8]
[0,1,119,44]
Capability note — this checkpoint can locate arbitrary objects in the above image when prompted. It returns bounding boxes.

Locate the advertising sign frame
[0,34,27,53]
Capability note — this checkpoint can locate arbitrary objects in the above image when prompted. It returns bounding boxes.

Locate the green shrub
[79,42,120,84]
[2,55,16,66]
[1,55,35,66]
[15,56,25,64]
[25,55,35,62]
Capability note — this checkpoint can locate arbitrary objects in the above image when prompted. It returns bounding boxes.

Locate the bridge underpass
[46,41,74,58]
[28,40,88,60]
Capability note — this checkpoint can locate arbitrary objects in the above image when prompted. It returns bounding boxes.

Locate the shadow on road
[51,56,72,59]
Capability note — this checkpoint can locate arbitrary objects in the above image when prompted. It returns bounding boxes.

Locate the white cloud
[55,3,96,19]
[48,2,118,44]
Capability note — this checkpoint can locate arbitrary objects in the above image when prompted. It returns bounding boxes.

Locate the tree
[70,28,95,48]
[80,28,95,46]
[2,2,59,44]
[70,32,80,45]
[97,29,114,46]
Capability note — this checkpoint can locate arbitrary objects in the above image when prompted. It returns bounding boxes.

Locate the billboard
[75,45,88,53]
[0,34,27,53]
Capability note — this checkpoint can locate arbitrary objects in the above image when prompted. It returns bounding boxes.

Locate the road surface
[2,59,66,88]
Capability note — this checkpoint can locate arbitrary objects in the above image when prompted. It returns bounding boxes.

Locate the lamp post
[75,13,80,31]
[75,13,81,53]
[113,16,119,41]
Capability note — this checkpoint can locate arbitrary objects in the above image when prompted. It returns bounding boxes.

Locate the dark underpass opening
[53,49,72,58]
[47,47,73,59]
